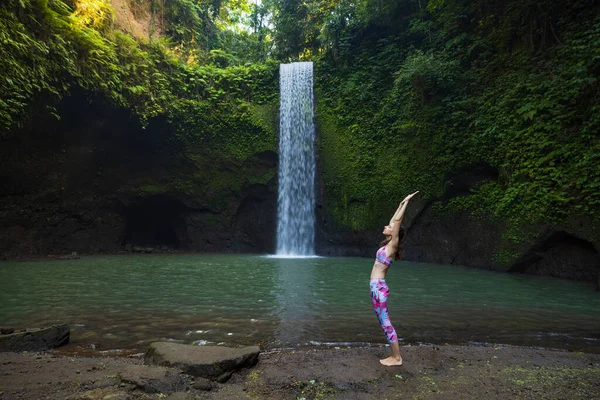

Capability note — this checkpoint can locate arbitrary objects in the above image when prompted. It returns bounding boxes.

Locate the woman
[370,191,418,366]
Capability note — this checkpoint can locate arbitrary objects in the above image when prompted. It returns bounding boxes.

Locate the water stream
[277,62,315,256]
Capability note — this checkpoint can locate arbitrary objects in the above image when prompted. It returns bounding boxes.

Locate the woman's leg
[371,280,403,366]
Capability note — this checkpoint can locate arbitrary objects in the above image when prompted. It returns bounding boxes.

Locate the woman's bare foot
[379,356,403,366]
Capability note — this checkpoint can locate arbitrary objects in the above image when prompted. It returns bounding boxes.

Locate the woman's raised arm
[388,191,419,253]
[390,191,418,226]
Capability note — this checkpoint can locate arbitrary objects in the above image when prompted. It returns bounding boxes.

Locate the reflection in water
[271,257,318,345]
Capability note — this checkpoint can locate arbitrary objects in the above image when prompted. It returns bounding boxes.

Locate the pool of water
[1,254,599,353]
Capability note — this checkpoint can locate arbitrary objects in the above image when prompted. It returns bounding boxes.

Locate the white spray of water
[276,62,315,256]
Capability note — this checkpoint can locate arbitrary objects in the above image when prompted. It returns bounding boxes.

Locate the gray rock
[0,324,69,352]
[119,365,186,394]
[508,231,600,280]
[165,393,194,400]
[192,377,216,391]
[145,342,260,382]
[216,371,233,383]
[89,377,119,389]
[102,393,129,400]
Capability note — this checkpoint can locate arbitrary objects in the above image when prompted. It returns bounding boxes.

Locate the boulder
[145,342,260,382]
[0,324,69,352]
[118,365,186,394]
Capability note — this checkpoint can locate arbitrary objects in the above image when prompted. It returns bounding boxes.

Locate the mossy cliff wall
[312,0,600,282]
[1,0,599,283]
[0,89,279,256]
[0,0,280,256]
[0,69,279,256]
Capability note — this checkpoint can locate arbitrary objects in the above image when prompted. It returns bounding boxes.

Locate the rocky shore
[1,343,599,399]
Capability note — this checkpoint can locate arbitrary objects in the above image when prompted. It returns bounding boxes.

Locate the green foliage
[466,16,600,229]
[316,40,470,229]
[314,0,600,253]
[0,0,278,129]
[162,0,210,52]
[0,0,279,212]
[0,2,51,131]
[72,0,114,34]
[2,0,599,258]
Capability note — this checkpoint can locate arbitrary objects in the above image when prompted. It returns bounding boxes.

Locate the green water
[1,254,599,353]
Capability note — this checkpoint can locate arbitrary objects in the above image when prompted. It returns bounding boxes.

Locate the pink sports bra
[376,245,394,267]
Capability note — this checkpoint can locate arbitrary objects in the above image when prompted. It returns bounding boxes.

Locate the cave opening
[122,195,188,249]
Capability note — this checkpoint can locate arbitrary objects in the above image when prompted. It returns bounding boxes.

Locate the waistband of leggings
[370,278,386,284]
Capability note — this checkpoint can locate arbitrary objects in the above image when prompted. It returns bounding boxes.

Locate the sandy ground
[0,344,599,399]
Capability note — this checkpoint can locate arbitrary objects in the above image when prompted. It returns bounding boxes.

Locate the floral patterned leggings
[370,279,398,343]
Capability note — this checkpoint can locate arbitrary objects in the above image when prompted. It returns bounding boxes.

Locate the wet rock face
[182,183,277,254]
[404,208,502,269]
[399,208,600,282]
[144,342,260,382]
[0,95,279,257]
[315,163,502,260]
[508,231,600,281]
[315,164,503,264]
[121,195,189,249]
[315,161,600,282]
[231,182,277,253]
[314,220,376,258]
[397,164,502,268]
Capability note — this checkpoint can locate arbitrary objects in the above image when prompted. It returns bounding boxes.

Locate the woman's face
[383,223,394,236]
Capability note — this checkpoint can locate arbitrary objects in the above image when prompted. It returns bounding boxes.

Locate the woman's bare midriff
[370,261,390,280]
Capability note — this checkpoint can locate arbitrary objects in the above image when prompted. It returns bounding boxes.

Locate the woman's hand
[391,191,419,223]
[402,191,419,203]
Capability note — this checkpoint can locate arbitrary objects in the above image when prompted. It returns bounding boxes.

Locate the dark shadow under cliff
[0,93,278,257]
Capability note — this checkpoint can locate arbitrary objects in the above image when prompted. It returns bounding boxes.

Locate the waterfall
[276,62,315,256]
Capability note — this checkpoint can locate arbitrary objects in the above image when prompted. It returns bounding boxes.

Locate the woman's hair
[379,227,406,260]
